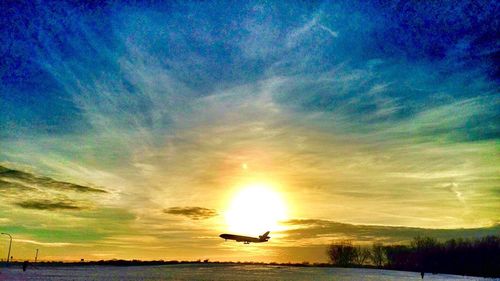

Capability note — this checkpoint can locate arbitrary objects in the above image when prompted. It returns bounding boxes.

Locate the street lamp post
[1,233,12,264]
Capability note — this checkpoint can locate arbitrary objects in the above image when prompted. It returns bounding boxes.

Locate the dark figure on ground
[421,271,425,279]
[22,260,29,272]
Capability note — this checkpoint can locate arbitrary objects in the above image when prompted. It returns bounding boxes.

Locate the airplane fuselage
[219,232,270,244]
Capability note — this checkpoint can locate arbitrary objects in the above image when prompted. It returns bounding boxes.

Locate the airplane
[219,231,271,244]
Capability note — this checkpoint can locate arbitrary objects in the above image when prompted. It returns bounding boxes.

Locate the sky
[0,0,499,263]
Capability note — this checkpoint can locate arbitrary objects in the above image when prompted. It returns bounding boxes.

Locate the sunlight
[225,183,287,235]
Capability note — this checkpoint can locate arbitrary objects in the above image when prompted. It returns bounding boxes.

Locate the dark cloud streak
[0,165,107,193]
[0,178,36,191]
[16,199,82,210]
[283,219,500,243]
[164,207,217,220]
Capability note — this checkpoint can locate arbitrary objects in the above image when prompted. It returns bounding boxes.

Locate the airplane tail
[259,231,271,241]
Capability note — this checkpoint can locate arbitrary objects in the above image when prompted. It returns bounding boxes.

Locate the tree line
[326,235,499,278]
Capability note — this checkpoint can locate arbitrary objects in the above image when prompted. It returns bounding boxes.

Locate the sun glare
[225,183,287,235]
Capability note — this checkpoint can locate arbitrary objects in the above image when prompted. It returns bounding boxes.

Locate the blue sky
[0,0,498,262]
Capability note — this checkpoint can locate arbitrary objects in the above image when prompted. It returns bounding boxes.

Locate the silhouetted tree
[371,242,386,267]
[384,245,413,270]
[379,235,500,278]
[354,246,371,265]
[411,236,440,273]
[327,240,357,266]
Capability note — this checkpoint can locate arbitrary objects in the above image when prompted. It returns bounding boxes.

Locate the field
[0,264,495,281]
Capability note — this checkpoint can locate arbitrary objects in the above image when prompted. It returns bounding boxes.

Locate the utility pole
[1,233,12,265]
[35,249,39,263]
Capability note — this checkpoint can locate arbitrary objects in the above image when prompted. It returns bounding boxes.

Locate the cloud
[15,199,82,210]
[15,238,78,247]
[0,165,107,193]
[283,219,500,244]
[442,182,466,205]
[0,178,37,191]
[164,207,218,220]
[318,24,338,38]
[0,165,111,213]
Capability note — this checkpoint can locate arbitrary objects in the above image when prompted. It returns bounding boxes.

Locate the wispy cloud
[16,199,82,211]
[282,219,500,244]
[14,239,79,247]
[0,165,107,193]
[318,24,339,38]
[164,207,218,220]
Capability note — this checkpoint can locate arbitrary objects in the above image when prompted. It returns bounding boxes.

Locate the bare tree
[326,240,357,266]
[354,246,371,265]
[371,242,386,267]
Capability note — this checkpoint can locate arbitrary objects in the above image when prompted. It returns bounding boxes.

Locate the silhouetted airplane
[219,231,270,244]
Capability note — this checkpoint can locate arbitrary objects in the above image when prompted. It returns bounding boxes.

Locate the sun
[225,183,287,235]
